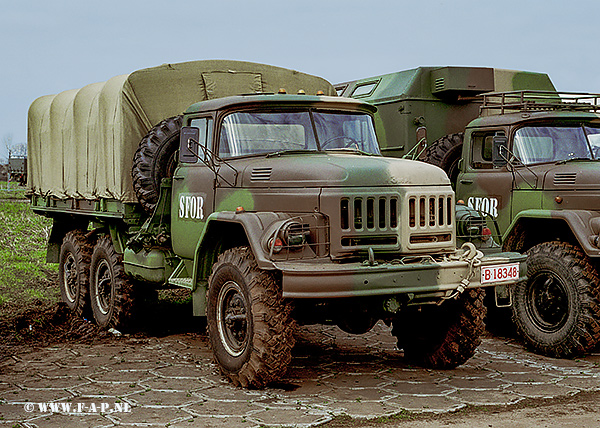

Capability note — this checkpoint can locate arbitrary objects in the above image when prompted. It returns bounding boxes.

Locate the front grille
[340,196,398,232]
[409,234,452,244]
[408,195,452,228]
[334,189,454,254]
[406,192,454,250]
[341,236,398,247]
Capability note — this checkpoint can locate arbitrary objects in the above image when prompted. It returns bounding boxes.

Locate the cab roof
[184,94,377,115]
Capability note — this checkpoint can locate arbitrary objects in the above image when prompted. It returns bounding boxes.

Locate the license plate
[481,263,520,284]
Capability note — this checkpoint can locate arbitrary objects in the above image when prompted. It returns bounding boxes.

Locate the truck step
[169,277,194,289]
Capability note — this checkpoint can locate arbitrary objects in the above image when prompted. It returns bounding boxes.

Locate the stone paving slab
[0,322,599,427]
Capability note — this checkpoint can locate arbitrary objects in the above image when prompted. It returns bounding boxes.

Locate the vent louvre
[251,167,272,181]
[434,77,445,92]
[553,172,577,185]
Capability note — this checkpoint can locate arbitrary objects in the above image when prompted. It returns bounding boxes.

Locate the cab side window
[470,131,498,169]
[181,117,213,163]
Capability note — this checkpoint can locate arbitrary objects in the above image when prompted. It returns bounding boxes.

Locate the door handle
[173,175,185,180]
[459,179,473,185]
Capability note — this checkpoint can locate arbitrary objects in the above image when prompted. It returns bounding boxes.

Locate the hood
[541,162,600,191]
[240,153,450,188]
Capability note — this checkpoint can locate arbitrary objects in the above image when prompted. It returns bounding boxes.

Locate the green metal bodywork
[32,92,527,318]
[337,67,555,157]
[340,67,600,259]
[456,97,600,257]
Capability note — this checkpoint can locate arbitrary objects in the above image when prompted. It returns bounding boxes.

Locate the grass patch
[0,180,27,199]
[0,197,57,323]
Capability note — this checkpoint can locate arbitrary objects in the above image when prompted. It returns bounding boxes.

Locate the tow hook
[363,247,378,266]
[437,242,483,305]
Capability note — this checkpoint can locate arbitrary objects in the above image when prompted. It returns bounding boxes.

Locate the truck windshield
[218,110,380,158]
[513,125,598,165]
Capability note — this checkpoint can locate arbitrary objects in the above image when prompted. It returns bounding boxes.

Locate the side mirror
[180,126,200,163]
[492,135,508,168]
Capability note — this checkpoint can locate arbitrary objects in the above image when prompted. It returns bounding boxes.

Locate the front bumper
[277,251,526,301]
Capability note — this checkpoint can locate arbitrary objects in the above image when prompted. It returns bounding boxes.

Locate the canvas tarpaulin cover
[27,60,335,202]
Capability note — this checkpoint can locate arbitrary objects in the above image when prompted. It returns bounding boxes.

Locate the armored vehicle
[28,60,526,388]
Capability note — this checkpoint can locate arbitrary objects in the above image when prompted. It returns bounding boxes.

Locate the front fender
[192,211,312,284]
[503,209,600,257]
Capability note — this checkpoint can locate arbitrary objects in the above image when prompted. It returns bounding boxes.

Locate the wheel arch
[502,210,600,257]
[192,211,286,284]
[47,215,90,263]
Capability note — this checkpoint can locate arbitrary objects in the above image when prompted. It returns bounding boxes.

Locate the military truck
[336,66,556,184]
[8,155,27,185]
[339,67,600,358]
[455,91,600,358]
[28,60,526,388]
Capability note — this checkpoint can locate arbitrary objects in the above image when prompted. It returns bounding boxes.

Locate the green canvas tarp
[27,60,335,202]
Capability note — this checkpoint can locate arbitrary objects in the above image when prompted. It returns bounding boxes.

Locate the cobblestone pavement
[1,322,599,427]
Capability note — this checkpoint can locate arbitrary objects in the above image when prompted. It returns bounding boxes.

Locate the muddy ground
[1,291,599,428]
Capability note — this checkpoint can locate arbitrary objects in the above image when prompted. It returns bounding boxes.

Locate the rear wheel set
[59,232,135,330]
[59,230,93,318]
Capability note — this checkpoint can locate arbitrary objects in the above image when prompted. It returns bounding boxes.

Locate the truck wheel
[392,288,486,369]
[59,230,92,317]
[423,133,464,185]
[132,115,182,213]
[207,246,294,388]
[512,241,600,358]
[89,235,134,329]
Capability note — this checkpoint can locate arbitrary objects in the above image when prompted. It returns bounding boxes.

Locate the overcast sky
[1,0,599,161]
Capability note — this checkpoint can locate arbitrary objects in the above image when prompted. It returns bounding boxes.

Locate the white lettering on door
[467,196,499,218]
[178,194,205,220]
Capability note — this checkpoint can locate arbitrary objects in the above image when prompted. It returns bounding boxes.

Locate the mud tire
[132,116,183,213]
[89,235,134,330]
[392,288,486,369]
[423,133,464,185]
[207,246,295,388]
[512,241,600,358]
[59,230,93,318]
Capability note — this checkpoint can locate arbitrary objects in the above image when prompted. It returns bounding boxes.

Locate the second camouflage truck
[339,67,600,358]
[28,60,526,388]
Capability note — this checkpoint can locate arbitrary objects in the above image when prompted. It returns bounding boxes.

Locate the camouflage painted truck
[339,67,600,358]
[454,91,600,358]
[336,66,556,184]
[28,60,526,388]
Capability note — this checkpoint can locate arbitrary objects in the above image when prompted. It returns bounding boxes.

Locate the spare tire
[423,132,464,186]
[132,116,183,212]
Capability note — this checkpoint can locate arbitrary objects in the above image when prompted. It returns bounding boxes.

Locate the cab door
[171,117,215,260]
[456,129,514,232]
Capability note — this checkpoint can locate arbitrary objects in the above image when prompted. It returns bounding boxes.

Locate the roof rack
[480,90,600,116]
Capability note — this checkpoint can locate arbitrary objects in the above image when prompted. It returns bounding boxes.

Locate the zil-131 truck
[339,66,600,358]
[27,60,526,388]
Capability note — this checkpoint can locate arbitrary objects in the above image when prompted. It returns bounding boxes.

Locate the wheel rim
[62,252,77,303]
[94,259,113,315]
[526,271,569,332]
[216,280,250,357]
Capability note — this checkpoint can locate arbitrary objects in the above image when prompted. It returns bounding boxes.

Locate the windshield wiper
[324,148,376,156]
[555,157,595,164]
[265,149,316,158]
